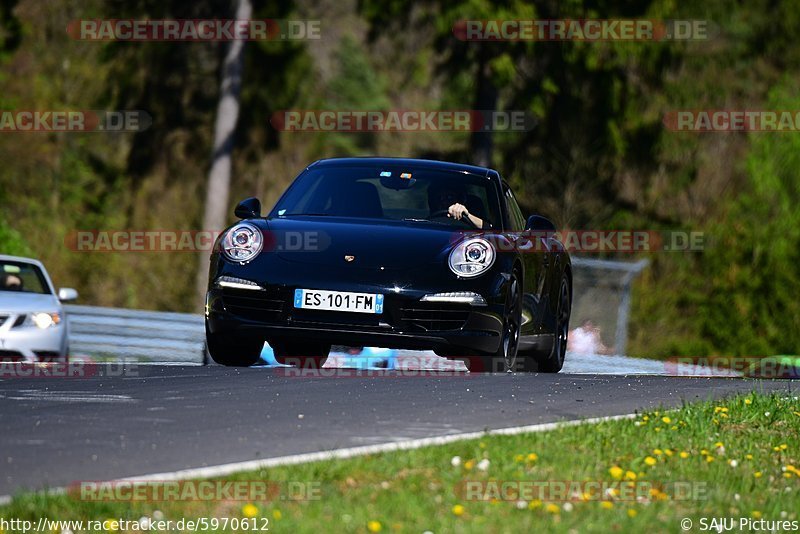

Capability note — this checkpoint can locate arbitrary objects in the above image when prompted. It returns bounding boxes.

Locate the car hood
[264,217,460,269]
[0,292,61,313]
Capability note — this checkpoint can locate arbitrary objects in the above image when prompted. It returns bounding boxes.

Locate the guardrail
[65,305,205,363]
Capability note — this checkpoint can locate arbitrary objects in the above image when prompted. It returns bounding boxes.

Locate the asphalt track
[0,362,796,498]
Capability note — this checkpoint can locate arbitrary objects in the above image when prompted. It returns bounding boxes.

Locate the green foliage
[0,216,31,257]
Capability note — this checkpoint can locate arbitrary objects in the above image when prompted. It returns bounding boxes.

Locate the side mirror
[525,215,556,232]
[58,288,78,301]
[234,197,261,219]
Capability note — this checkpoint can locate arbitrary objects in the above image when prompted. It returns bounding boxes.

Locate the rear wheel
[205,326,263,367]
[536,273,571,373]
[270,338,331,369]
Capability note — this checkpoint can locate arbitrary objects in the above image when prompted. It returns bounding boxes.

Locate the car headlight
[448,237,495,278]
[24,312,61,329]
[221,223,263,263]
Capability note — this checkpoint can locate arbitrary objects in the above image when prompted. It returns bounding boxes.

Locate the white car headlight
[221,223,263,263]
[25,312,61,329]
[448,237,495,278]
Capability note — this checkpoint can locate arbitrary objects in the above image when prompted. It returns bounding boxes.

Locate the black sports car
[205,157,571,372]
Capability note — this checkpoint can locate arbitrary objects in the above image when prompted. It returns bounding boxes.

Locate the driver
[1,273,23,291]
[428,184,485,229]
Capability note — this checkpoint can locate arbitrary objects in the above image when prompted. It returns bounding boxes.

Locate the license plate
[294,289,384,314]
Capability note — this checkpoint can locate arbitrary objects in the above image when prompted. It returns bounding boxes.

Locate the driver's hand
[448,202,469,220]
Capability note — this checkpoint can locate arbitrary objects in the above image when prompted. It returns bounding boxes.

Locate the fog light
[215,276,264,291]
[420,291,487,306]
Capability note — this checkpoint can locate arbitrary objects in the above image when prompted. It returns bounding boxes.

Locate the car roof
[0,255,47,270]
[308,157,500,180]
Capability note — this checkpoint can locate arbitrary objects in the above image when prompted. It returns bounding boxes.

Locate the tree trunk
[194,0,252,310]
[469,47,498,168]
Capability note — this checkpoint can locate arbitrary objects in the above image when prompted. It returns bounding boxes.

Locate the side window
[504,186,526,231]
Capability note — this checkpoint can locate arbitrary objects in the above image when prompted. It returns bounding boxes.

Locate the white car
[0,255,78,362]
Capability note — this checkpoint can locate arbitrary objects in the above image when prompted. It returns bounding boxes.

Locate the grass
[2,393,799,533]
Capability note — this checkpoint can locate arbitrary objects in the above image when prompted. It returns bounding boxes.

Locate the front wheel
[205,326,263,367]
[535,273,571,373]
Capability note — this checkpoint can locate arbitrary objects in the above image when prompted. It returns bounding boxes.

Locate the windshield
[0,261,50,294]
[271,165,502,230]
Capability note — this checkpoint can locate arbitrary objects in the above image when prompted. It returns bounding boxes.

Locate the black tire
[270,338,331,369]
[205,326,263,367]
[536,273,571,373]
[475,273,522,373]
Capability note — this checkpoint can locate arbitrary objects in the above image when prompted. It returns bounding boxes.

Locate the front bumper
[205,264,509,354]
[0,314,68,362]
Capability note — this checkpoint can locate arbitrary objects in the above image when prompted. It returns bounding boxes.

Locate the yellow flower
[272,509,282,520]
[714,442,724,448]
[479,442,486,449]
[627,509,638,518]
[701,449,709,455]
[367,520,383,532]
[452,504,465,517]
[527,453,538,462]
[545,503,560,514]
[679,451,690,459]
[644,456,657,466]
[464,459,476,470]
[528,499,542,509]
[746,454,753,460]
[653,449,663,456]
[744,398,752,405]
[661,416,672,424]
[609,466,624,479]
[784,472,792,478]
[642,416,649,421]
[706,456,715,463]
[242,504,259,518]
[754,471,762,478]
[514,454,524,462]
[665,449,674,456]
[780,444,788,450]
[601,501,614,510]
[751,511,762,519]
[625,471,637,481]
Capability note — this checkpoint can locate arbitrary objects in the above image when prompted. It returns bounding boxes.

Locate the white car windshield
[0,261,49,294]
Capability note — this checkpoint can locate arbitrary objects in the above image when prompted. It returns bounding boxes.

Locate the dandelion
[679,451,690,459]
[367,520,383,532]
[601,501,614,510]
[609,466,624,480]
[545,503,560,514]
[451,456,462,467]
[479,442,486,449]
[751,511,762,519]
[701,449,709,455]
[464,459,476,470]
[272,510,282,521]
[514,454,524,462]
[653,449,663,456]
[627,509,638,518]
[705,456,715,463]
[744,398,752,405]
[662,416,672,424]
[528,499,542,510]
[746,454,753,460]
[780,444,788,450]
[527,453,538,462]
[665,449,674,457]
[784,473,792,479]
[625,471,637,481]
[452,504,465,517]
[477,459,490,471]
[644,456,657,466]
[242,504,259,518]
[754,472,763,478]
